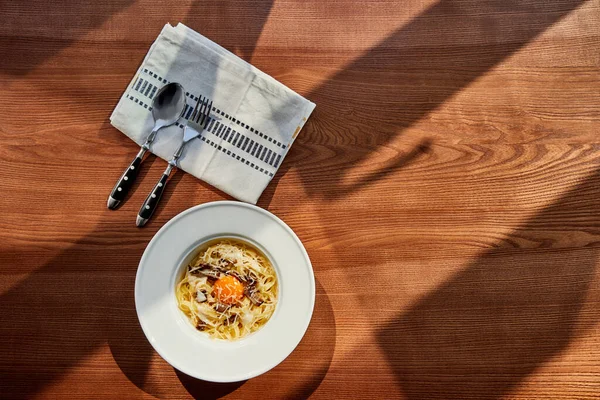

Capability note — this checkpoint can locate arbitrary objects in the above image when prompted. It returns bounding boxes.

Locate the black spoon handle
[107,148,146,209]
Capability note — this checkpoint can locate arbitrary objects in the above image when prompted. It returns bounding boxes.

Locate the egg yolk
[212,275,244,304]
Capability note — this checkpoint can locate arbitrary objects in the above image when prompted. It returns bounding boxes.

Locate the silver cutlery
[107,82,186,209]
[136,95,213,227]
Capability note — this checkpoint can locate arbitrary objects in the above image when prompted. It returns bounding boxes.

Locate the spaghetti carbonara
[176,239,278,340]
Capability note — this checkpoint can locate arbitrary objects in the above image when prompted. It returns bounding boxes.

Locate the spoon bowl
[152,83,187,129]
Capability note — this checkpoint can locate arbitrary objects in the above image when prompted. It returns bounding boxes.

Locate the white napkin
[110,23,315,204]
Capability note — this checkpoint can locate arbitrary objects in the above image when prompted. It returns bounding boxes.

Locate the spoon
[107,82,186,209]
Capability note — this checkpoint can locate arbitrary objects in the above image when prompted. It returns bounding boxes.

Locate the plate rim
[134,200,316,382]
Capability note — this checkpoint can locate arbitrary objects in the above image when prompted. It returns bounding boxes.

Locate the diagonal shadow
[0,1,289,398]
[172,279,336,399]
[182,0,275,62]
[295,0,588,199]
[377,167,600,399]
[0,223,151,398]
[0,215,335,399]
[0,0,136,75]
[0,0,591,398]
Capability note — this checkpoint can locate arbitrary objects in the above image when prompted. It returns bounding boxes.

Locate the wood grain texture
[1,0,600,399]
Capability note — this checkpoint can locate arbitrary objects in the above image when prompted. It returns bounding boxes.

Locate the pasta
[176,239,278,340]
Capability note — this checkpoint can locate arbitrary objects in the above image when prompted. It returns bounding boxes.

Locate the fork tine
[196,98,207,124]
[203,101,213,127]
[190,96,202,121]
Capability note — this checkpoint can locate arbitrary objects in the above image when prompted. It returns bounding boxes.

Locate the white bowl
[135,201,315,382]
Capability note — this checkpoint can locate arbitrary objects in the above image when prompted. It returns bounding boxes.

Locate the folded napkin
[110,23,315,204]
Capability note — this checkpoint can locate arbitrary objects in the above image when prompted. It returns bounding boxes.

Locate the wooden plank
[1,0,599,398]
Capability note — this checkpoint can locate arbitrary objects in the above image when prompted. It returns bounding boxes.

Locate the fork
[136,95,213,227]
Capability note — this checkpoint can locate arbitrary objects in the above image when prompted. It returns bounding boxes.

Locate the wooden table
[1,0,599,398]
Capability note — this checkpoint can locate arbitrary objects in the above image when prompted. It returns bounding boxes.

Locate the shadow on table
[376,167,600,399]
[0,152,181,398]
[0,0,591,398]
[246,279,336,399]
[175,372,246,400]
[0,221,335,399]
[0,226,150,398]
[0,0,273,74]
[160,279,335,399]
[293,0,588,200]
[0,0,136,75]
[183,0,275,62]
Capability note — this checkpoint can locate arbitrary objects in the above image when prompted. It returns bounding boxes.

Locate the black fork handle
[136,164,174,227]
[107,148,146,209]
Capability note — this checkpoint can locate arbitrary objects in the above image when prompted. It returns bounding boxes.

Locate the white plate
[135,201,315,382]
